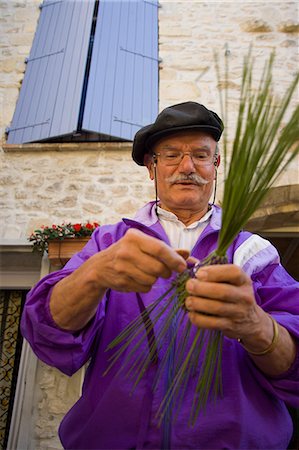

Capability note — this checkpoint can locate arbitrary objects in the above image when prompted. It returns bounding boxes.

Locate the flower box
[48,237,90,267]
[28,222,99,259]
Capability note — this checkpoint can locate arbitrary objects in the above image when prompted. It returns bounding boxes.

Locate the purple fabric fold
[21,202,299,449]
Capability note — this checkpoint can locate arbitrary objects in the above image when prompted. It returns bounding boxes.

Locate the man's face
[145,131,218,214]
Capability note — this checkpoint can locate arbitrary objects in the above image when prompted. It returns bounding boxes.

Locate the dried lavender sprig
[155,253,227,425]
[104,272,190,381]
[104,252,228,425]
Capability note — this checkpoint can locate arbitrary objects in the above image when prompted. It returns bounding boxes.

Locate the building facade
[0,1,298,448]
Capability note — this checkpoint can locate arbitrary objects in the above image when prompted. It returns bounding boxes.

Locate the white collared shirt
[157,206,212,251]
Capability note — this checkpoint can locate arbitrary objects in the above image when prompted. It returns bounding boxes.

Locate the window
[0,290,27,450]
[7,0,159,144]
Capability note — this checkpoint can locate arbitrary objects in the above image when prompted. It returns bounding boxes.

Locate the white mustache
[166,173,209,185]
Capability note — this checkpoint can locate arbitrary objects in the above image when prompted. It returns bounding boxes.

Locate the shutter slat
[109,1,130,139]
[119,0,139,139]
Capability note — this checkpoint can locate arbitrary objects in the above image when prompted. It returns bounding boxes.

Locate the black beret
[132,101,224,166]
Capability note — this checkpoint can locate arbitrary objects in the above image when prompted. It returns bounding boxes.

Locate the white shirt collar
[157,206,213,228]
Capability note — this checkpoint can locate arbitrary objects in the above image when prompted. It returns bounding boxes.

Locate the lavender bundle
[105,51,299,426]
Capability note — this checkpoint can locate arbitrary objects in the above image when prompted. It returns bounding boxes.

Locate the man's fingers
[186,280,244,303]
[107,229,187,293]
[144,240,187,273]
[185,264,255,310]
[176,249,190,260]
[194,264,250,286]
[115,272,158,293]
[126,229,187,273]
[127,254,173,280]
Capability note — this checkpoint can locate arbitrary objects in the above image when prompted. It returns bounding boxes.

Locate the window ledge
[0,239,32,251]
[2,142,132,153]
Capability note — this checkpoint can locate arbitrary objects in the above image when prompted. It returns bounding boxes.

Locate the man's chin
[171,192,203,205]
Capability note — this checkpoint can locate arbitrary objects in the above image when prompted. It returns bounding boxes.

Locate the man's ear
[144,154,155,180]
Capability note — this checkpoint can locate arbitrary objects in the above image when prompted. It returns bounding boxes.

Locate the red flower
[73,224,82,232]
[29,221,100,253]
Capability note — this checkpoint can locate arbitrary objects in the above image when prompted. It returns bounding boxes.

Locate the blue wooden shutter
[7,0,95,144]
[82,0,159,141]
[7,0,159,144]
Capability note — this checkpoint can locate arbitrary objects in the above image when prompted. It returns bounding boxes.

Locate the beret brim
[132,102,224,166]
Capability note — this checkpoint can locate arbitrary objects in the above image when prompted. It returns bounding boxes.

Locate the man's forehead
[153,131,217,149]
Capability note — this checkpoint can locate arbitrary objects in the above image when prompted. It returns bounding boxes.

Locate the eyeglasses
[153,150,216,167]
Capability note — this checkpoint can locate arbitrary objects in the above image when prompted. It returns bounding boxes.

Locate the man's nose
[178,153,196,172]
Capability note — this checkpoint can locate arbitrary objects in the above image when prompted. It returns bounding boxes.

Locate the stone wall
[1,1,298,448]
[1,144,154,239]
[1,1,298,240]
[32,362,84,450]
[159,1,299,112]
[1,1,299,238]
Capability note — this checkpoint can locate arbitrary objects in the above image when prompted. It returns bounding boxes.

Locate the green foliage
[216,50,299,256]
[28,222,99,253]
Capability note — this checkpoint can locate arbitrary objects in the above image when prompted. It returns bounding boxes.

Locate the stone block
[160,80,200,100]
[50,195,78,209]
[25,174,45,188]
[111,185,129,196]
[278,22,299,33]
[82,202,104,215]
[115,199,137,215]
[241,19,273,33]
[159,24,192,37]
[280,39,298,47]
[7,33,35,46]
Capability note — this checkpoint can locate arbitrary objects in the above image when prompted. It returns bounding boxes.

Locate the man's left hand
[185,263,297,376]
[185,264,267,341]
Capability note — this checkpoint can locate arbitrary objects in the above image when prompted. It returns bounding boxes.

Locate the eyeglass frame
[152,144,219,167]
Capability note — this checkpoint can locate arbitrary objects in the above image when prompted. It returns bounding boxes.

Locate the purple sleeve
[21,232,107,376]
[249,263,299,407]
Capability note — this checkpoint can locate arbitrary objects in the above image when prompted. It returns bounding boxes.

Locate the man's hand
[92,228,187,293]
[185,264,297,376]
[185,264,263,341]
[50,229,187,330]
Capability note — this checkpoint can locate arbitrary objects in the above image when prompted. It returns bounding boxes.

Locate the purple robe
[21,203,299,449]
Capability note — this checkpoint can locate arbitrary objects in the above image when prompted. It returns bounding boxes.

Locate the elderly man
[22,102,298,450]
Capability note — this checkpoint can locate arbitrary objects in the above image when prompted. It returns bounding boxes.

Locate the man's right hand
[92,228,187,293]
[50,229,187,330]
